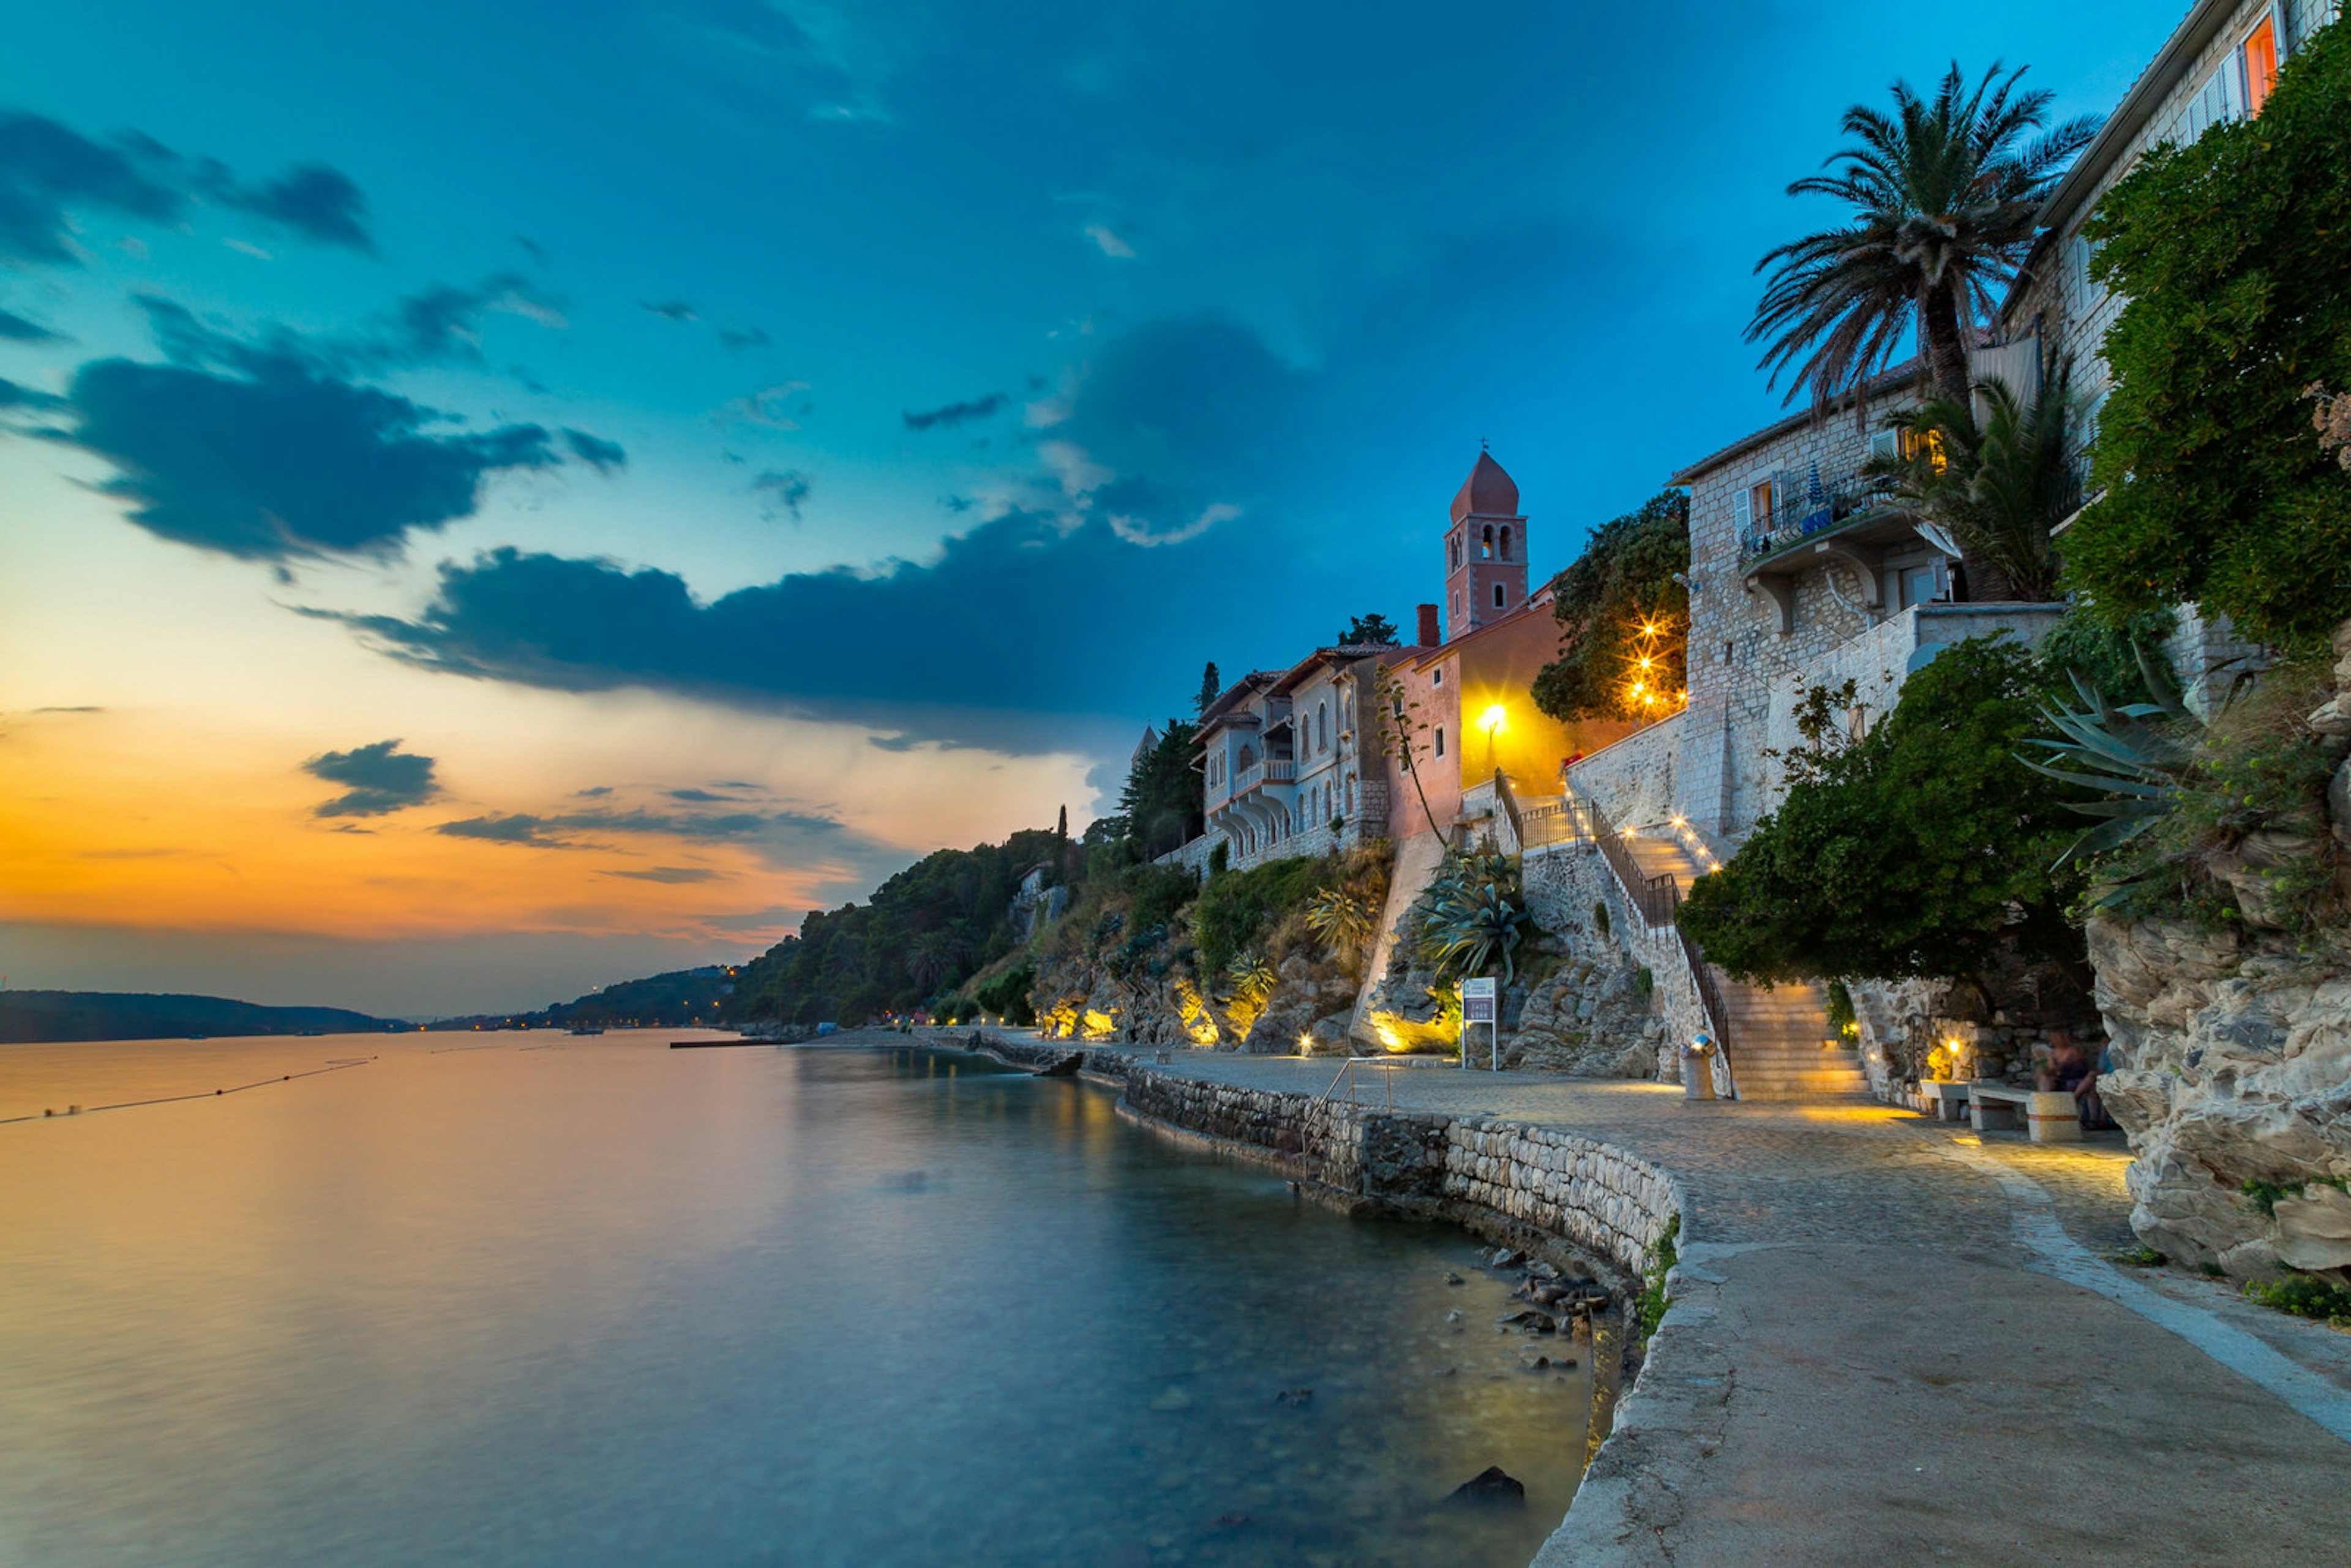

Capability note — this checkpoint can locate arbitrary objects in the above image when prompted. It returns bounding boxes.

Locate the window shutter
[1733,488,1752,532]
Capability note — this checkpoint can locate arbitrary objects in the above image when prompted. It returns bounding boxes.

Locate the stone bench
[1967,1081,2081,1142]
[1916,1080,1971,1122]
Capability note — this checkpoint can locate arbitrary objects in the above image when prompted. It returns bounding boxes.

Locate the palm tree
[1749,63,2098,417]
[1869,365,2078,601]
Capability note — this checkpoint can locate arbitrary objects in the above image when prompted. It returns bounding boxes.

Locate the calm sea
[0,1031,1592,1566]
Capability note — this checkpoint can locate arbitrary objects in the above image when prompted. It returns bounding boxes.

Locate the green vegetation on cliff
[2065,14,2351,647]
[1676,638,2088,988]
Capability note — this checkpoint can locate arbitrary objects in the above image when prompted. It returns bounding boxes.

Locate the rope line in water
[0,1057,376,1127]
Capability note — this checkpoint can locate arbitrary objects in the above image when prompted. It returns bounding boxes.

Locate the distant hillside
[430,966,740,1032]
[0,991,402,1045]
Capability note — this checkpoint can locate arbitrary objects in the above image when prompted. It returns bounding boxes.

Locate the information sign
[1461,977,1498,1024]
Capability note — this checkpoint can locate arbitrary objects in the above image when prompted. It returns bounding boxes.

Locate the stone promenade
[947,1034,2351,1566]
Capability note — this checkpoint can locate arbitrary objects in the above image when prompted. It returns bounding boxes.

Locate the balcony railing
[1737,470,1908,570]
[1232,757,1295,795]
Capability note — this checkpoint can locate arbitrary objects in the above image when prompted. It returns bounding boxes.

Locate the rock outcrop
[2089,618,2351,1280]
[2090,915,2351,1277]
[1504,953,1665,1076]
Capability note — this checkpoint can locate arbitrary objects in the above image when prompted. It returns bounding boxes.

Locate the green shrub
[1635,1214,1680,1342]
[1823,979,1857,1038]
[1593,900,1611,939]
[973,963,1037,1027]
[1193,854,1341,977]
[2243,1270,2351,1326]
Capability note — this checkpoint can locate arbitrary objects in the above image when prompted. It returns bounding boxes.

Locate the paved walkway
[946,1035,2351,1566]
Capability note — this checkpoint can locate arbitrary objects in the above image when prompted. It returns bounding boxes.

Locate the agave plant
[1420,877,1529,985]
[1304,888,1376,956]
[2020,646,2201,873]
[1223,951,1277,1009]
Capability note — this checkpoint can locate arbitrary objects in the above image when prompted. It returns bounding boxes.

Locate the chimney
[1417,603,1441,648]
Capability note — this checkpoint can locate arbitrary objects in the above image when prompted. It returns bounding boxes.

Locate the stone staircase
[1614,827,1870,1103]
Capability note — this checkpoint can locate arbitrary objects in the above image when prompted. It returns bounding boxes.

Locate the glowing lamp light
[1479,704,1508,733]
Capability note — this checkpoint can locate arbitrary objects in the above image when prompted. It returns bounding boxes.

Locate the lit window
[1480,525,1493,560]
[2244,15,2278,116]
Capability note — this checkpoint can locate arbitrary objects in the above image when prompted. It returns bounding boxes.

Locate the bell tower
[1442,448,1526,640]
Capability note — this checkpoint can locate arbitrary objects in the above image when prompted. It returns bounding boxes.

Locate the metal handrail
[1569,787,1736,1093]
[1319,1056,1397,1112]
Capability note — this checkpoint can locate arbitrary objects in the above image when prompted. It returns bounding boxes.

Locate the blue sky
[0,0,2183,1013]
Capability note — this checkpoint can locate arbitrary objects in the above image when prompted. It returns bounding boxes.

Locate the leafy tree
[1196,661,1223,716]
[728,827,1063,1024]
[2063,17,2351,648]
[1750,61,2097,416]
[1676,637,2088,990]
[1119,718,1204,857]
[1337,612,1400,645]
[1869,367,2077,601]
[1531,491,1690,722]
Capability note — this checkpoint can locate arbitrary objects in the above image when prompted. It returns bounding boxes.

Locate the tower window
[1499,527,1512,560]
[1480,525,1494,560]
[1493,582,1506,609]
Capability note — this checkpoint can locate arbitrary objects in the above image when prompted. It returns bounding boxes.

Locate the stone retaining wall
[954,1028,1682,1282]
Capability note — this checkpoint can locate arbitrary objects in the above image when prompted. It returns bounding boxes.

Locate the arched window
[1345,775,1355,815]
[1499,527,1512,560]
[1238,744,1255,771]
[1318,702,1329,752]
[1494,582,1507,609]
[1480,525,1493,559]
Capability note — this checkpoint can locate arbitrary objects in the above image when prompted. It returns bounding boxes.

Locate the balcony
[1232,757,1295,795]
[1738,471,1932,634]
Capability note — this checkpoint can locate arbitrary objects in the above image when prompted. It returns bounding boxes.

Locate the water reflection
[0,1033,1588,1566]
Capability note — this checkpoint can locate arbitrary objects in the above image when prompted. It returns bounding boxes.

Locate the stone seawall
[951,1029,1682,1284]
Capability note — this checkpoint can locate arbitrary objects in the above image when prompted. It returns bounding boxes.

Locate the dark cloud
[0,374,66,411]
[214,163,373,253]
[0,111,181,263]
[352,272,566,369]
[51,353,560,561]
[563,428,628,473]
[716,323,770,351]
[642,299,698,322]
[666,787,735,802]
[0,110,373,262]
[574,785,614,798]
[327,506,1211,747]
[940,493,975,513]
[752,468,811,521]
[435,802,846,856]
[603,866,721,883]
[304,739,438,817]
[902,392,1007,431]
[0,307,64,343]
[436,812,575,847]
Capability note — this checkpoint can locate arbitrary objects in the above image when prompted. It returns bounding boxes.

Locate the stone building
[1181,450,1629,873]
[1378,452,1635,842]
[1196,648,1406,872]
[1993,0,2336,711]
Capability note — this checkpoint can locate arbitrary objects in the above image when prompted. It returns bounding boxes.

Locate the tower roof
[1450,450,1520,522]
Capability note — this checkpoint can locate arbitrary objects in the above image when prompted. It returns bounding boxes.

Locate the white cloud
[1109,501,1239,548]
[1082,223,1134,259]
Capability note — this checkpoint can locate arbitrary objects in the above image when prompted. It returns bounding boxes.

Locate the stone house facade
[1997,0,2336,712]
[1196,649,1406,873]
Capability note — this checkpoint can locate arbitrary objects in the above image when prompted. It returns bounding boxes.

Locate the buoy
[216,1088,223,1095]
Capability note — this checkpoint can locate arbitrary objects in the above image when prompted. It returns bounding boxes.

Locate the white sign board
[1461,977,1497,1024]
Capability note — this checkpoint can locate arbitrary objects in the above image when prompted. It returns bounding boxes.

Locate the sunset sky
[0,0,2177,1016]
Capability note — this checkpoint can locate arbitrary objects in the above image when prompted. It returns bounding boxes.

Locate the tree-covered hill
[0,991,402,1044]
